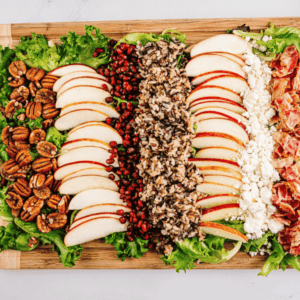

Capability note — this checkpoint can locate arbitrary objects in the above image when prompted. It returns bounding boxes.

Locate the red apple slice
[62,167,119,182]
[203,175,242,189]
[195,147,239,161]
[190,34,251,57]
[197,75,249,94]
[75,204,131,221]
[199,221,248,243]
[53,71,107,92]
[57,146,118,168]
[197,182,240,195]
[49,64,97,77]
[196,194,240,208]
[67,122,122,144]
[60,102,119,118]
[69,188,125,210]
[192,133,245,151]
[187,86,242,104]
[55,161,108,180]
[201,203,242,221]
[189,158,241,173]
[56,86,111,108]
[196,118,249,144]
[197,166,242,180]
[55,109,109,131]
[192,52,245,67]
[61,139,111,152]
[186,54,245,78]
[64,217,127,247]
[59,175,118,194]
[57,77,112,97]
[191,71,244,86]
[193,107,247,123]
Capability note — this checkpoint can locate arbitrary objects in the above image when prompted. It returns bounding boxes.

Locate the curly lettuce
[45,127,67,150]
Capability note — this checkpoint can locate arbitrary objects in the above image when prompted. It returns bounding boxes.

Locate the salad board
[0,17,300,270]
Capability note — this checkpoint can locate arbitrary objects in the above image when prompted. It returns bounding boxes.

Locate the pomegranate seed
[127,236,134,242]
[144,234,149,240]
[112,148,118,154]
[123,140,130,147]
[133,217,138,223]
[117,48,123,54]
[124,60,130,66]
[119,129,124,135]
[115,122,121,130]
[119,161,125,168]
[120,217,126,224]
[147,224,152,230]
[126,231,132,236]
[125,134,131,141]
[137,220,143,228]
[118,59,124,65]
[133,137,139,143]
[126,124,132,131]
[96,48,103,53]
[106,158,115,165]
[93,51,98,57]
[127,148,135,154]
[120,194,126,200]
[142,224,147,232]
[110,141,117,148]
[116,170,122,175]
[114,91,121,97]
[127,47,133,55]
[125,190,131,195]
[140,211,146,219]
[106,118,112,125]
[110,154,116,159]
[105,166,113,172]
[109,174,115,180]
[105,97,113,104]
[115,85,121,92]
[138,200,143,207]
[123,76,130,81]
[127,202,132,208]
[98,69,104,76]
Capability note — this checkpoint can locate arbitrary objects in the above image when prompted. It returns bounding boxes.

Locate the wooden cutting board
[0,17,299,269]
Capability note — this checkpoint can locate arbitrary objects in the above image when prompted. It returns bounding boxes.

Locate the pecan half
[11,209,21,218]
[26,102,42,120]
[21,196,44,222]
[29,82,38,97]
[47,194,61,209]
[58,195,70,214]
[35,89,55,104]
[1,126,11,146]
[26,68,45,82]
[9,61,26,78]
[42,103,59,119]
[52,180,61,192]
[37,214,51,233]
[41,75,59,89]
[6,191,23,210]
[15,140,31,150]
[51,158,58,172]
[8,77,26,88]
[44,175,54,188]
[29,128,46,144]
[5,141,18,158]
[10,86,29,103]
[12,126,30,141]
[13,178,32,197]
[28,236,39,247]
[33,186,51,200]
[37,141,57,158]
[47,213,68,230]
[15,149,32,167]
[42,119,54,130]
[29,173,46,189]
[32,157,52,173]
[2,159,20,175]
[5,100,22,118]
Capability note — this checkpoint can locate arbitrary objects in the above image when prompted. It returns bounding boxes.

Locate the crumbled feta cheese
[268,218,284,234]
[262,35,269,43]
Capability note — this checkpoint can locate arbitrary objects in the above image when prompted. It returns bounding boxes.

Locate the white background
[1,0,300,299]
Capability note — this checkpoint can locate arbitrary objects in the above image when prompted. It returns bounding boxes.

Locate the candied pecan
[10,86,29,103]
[37,141,57,158]
[28,236,39,247]
[29,82,38,97]
[32,157,52,173]
[6,191,23,210]
[44,175,54,187]
[15,140,30,150]
[13,178,32,197]
[26,68,45,81]
[11,209,21,218]
[5,141,18,158]
[51,157,58,172]
[29,128,46,144]
[33,186,51,199]
[47,194,61,209]
[58,195,70,214]
[0,177,6,187]
[35,89,55,104]
[26,102,42,120]
[5,100,22,118]
[12,126,30,141]
[21,196,44,222]
[37,214,51,233]
[1,126,11,146]
[52,180,61,193]
[42,119,54,130]
[8,77,26,88]
[42,103,59,119]
[47,213,68,230]
[2,159,20,175]
[9,61,26,78]
[29,173,46,188]
[41,74,59,89]
[15,149,32,167]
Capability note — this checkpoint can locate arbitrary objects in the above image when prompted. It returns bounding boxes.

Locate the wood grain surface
[1,17,299,269]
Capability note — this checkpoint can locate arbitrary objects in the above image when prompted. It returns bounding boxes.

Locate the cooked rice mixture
[134,40,205,254]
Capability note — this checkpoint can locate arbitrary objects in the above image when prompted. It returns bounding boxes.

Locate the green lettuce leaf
[105,232,150,261]
[0,143,9,162]
[70,210,79,225]
[14,218,82,268]
[45,127,67,150]
[281,255,300,271]
[116,29,186,46]
[242,231,274,253]
[0,185,13,222]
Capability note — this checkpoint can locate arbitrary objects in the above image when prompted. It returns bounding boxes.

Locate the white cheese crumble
[237,51,282,239]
